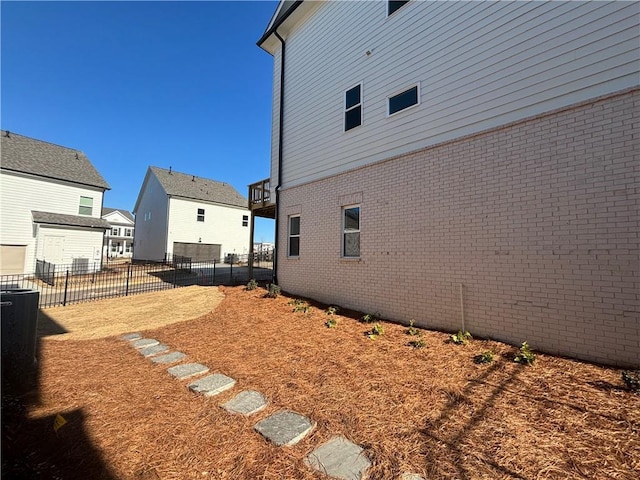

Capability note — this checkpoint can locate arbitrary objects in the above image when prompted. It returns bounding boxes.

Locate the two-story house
[102,207,135,258]
[133,166,251,262]
[250,1,639,366]
[0,130,111,274]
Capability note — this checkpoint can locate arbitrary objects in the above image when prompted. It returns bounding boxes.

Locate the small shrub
[245,279,258,291]
[361,312,380,323]
[289,298,310,313]
[450,330,472,345]
[326,306,339,316]
[474,350,494,364]
[514,341,535,366]
[406,319,420,336]
[622,370,640,393]
[366,322,384,339]
[265,284,281,298]
[409,338,426,349]
[325,318,337,328]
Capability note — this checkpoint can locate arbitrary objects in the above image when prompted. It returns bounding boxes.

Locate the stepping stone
[401,474,425,480]
[305,436,371,480]
[254,410,314,446]
[132,338,159,349]
[139,344,170,357]
[121,333,141,341]
[188,373,236,397]
[222,390,267,415]
[150,351,186,364]
[167,363,209,380]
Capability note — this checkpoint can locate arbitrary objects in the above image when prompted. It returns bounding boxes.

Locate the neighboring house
[102,207,135,258]
[0,130,111,274]
[250,1,639,366]
[133,166,251,262]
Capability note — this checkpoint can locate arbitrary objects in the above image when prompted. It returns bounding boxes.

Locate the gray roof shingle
[32,211,112,229]
[150,166,247,209]
[101,207,134,222]
[1,130,110,189]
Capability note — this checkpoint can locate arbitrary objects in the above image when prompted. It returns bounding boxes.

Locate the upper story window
[288,215,300,257]
[197,208,205,222]
[111,227,120,236]
[344,84,362,132]
[342,205,360,258]
[242,215,249,227]
[388,1,410,16]
[79,196,93,216]
[388,84,420,116]
[124,228,133,237]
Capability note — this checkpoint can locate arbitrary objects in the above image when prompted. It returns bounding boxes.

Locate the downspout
[273,29,286,285]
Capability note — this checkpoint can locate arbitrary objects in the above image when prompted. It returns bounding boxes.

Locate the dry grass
[5,286,639,479]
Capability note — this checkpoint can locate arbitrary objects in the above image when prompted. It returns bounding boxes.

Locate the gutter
[257,0,304,50]
[272,29,286,285]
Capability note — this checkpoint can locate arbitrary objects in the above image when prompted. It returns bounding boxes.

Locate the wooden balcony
[248,178,276,218]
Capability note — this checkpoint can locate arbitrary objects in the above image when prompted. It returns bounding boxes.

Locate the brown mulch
[3,286,639,480]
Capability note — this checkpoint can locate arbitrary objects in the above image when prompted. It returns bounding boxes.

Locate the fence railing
[0,257,274,309]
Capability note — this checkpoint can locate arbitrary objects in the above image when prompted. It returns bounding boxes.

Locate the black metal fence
[0,257,273,309]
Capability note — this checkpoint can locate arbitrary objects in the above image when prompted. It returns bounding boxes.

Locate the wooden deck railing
[249,178,272,210]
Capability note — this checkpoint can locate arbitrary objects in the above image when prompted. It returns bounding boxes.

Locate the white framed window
[197,208,205,222]
[124,228,133,237]
[288,215,300,257]
[111,227,120,236]
[242,215,249,227]
[388,83,420,116]
[125,243,132,253]
[388,1,410,16]
[79,196,93,215]
[344,83,362,132]
[342,205,360,258]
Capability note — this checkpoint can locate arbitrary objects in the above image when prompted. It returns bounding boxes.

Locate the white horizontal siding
[273,0,640,188]
[132,172,169,261]
[166,198,251,259]
[0,170,104,272]
[37,225,103,270]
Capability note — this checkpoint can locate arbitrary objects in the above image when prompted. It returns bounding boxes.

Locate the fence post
[63,269,69,306]
[229,259,233,283]
[213,260,216,284]
[173,265,177,288]
[125,264,131,296]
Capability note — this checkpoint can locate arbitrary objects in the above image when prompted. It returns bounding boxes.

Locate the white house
[102,207,135,258]
[133,166,251,262]
[0,130,111,274]
[250,1,639,367]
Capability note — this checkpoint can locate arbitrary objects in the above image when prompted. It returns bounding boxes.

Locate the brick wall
[277,89,639,367]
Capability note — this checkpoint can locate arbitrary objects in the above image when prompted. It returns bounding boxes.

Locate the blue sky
[1,0,278,243]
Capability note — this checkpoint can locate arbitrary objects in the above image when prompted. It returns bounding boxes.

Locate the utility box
[1,289,40,373]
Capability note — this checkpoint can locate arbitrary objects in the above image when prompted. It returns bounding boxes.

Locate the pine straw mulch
[4,285,639,480]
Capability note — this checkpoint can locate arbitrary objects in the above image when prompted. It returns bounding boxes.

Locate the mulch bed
[3,285,639,479]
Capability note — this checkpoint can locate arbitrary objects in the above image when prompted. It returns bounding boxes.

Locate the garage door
[173,242,221,262]
[0,245,27,274]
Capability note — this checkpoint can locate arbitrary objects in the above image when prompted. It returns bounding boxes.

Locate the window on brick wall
[288,215,300,257]
[342,205,360,257]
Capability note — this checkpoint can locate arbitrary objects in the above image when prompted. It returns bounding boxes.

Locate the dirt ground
[3,285,639,480]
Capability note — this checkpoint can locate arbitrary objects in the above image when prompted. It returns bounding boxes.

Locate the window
[344,84,362,131]
[124,228,132,237]
[388,84,419,116]
[111,227,120,236]
[242,215,249,227]
[197,208,205,222]
[125,243,132,253]
[388,1,409,16]
[79,196,93,215]
[288,215,300,257]
[342,206,360,257]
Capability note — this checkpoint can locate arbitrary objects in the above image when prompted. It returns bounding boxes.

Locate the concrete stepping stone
[222,390,267,415]
[254,410,314,446]
[150,351,186,364]
[188,373,236,396]
[121,333,141,341]
[167,363,209,380]
[305,436,371,480]
[139,344,170,357]
[401,474,425,480]
[132,338,159,349]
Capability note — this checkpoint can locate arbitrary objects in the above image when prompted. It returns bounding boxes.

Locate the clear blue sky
[1,0,278,243]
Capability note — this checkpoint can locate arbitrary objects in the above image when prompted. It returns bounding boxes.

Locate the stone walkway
[121,333,425,480]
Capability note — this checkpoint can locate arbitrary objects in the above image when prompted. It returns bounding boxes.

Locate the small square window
[344,84,362,132]
[342,206,360,257]
[288,215,300,257]
[388,84,419,116]
[242,215,249,227]
[79,196,93,216]
[197,208,205,222]
[388,1,410,16]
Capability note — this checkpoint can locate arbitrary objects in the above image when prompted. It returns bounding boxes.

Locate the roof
[150,166,247,209]
[102,207,135,222]
[257,0,304,48]
[32,211,112,229]
[0,130,110,190]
